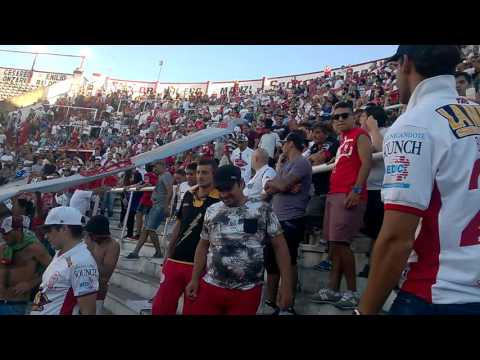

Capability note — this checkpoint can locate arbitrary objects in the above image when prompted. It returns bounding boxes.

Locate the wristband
[352,186,362,194]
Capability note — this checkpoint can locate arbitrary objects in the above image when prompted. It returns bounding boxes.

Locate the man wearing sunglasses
[311,101,372,310]
[30,206,99,315]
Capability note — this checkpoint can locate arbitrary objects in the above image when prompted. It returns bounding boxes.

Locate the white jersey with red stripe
[382,75,480,304]
[31,242,99,315]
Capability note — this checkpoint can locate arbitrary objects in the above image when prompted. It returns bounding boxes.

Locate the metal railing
[109,152,383,240]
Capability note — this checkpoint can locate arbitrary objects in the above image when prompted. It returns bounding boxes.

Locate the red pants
[152,259,195,315]
[191,279,262,315]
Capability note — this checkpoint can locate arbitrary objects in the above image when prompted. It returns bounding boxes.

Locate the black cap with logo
[214,165,242,192]
[385,45,461,70]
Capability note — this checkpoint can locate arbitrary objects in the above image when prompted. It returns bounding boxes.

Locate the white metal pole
[120,190,134,242]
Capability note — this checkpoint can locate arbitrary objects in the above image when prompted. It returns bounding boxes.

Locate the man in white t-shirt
[230,134,254,183]
[258,119,281,165]
[359,45,480,315]
[244,148,276,198]
[31,207,99,315]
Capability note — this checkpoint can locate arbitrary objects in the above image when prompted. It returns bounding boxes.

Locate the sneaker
[358,264,370,278]
[310,288,342,304]
[126,253,139,259]
[264,300,280,315]
[335,291,359,310]
[278,308,296,315]
[313,259,332,272]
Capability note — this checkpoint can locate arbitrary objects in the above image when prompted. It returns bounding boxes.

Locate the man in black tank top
[151,159,219,315]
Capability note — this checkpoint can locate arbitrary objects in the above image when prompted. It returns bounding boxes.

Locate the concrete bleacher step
[104,284,152,315]
[117,254,163,279]
[105,283,185,315]
[111,266,160,300]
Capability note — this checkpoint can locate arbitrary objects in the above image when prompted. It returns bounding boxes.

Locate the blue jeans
[0,302,28,315]
[144,206,165,231]
[390,291,480,315]
[101,192,115,217]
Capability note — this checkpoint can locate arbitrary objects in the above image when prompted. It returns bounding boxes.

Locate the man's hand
[185,279,199,300]
[290,183,302,194]
[11,281,33,296]
[264,180,275,195]
[277,284,293,310]
[344,191,361,209]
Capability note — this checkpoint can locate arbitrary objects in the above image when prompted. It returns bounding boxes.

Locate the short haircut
[312,123,332,135]
[186,162,198,172]
[16,198,34,218]
[455,71,472,84]
[175,169,186,176]
[364,105,388,128]
[48,224,84,239]
[145,164,154,172]
[198,158,218,174]
[254,148,269,164]
[400,46,461,78]
[333,101,354,112]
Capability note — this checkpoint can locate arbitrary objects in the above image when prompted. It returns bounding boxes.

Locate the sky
[0,45,397,83]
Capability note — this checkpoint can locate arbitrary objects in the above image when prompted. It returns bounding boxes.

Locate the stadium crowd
[0,45,479,315]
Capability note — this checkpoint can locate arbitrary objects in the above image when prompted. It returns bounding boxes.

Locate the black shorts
[360,190,384,239]
[264,217,306,274]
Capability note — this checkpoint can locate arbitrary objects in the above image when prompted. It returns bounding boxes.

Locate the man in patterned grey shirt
[186,165,293,315]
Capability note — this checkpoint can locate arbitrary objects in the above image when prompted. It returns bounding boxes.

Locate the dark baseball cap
[214,165,242,191]
[284,131,307,150]
[84,215,110,236]
[386,45,462,66]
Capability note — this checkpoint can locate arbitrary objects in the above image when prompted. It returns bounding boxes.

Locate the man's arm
[345,134,372,209]
[308,151,328,166]
[76,293,97,315]
[358,210,420,314]
[265,173,301,194]
[270,234,293,309]
[164,179,173,216]
[185,239,210,299]
[164,219,182,260]
[99,242,120,287]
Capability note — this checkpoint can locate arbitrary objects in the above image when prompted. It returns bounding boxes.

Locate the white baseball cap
[44,206,84,226]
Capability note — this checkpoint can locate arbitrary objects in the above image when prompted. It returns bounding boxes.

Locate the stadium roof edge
[103,56,389,85]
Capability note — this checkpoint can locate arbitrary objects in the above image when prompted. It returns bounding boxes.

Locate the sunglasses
[332,113,351,121]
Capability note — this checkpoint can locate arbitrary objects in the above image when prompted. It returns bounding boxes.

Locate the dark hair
[333,101,354,112]
[145,164,154,172]
[175,169,186,176]
[312,123,332,135]
[286,130,307,151]
[454,71,472,84]
[400,46,461,78]
[16,198,35,218]
[198,159,218,174]
[48,224,84,239]
[186,162,198,172]
[364,105,388,128]
[264,119,273,129]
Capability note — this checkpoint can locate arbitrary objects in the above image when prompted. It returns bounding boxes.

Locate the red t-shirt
[329,127,369,198]
[139,172,158,207]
